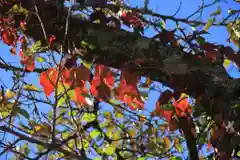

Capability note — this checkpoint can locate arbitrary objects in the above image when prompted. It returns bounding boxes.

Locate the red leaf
[40,68,58,96]
[62,68,73,86]
[116,85,144,110]
[19,50,35,72]
[90,65,115,101]
[155,101,173,122]
[120,11,143,29]
[1,29,15,46]
[48,35,56,47]
[25,58,35,72]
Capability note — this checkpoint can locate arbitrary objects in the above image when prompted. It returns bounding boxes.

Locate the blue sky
[0,0,240,159]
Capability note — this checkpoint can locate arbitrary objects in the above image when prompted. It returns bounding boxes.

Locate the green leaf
[30,41,42,53]
[169,156,182,160]
[106,125,115,138]
[210,8,221,16]
[18,108,30,119]
[103,111,112,120]
[146,142,157,152]
[159,21,166,29]
[82,60,92,69]
[175,143,184,153]
[90,129,101,139]
[204,18,214,31]
[8,4,28,15]
[161,104,174,111]
[56,84,73,107]
[36,56,46,63]
[115,112,123,119]
[23,143,29,155]
[196,36,206,45]
[128,128,136,138]
[82,113,96,123]
[104,144,116,155]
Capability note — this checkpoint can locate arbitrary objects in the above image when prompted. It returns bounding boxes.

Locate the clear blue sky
[0,0,239,159]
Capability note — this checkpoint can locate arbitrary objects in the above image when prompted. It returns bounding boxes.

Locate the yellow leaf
[82,60,92,69]
[128,128,136,138]
[5,90,16,99]
[223,59,231,68]
[32,123,51,136]
[24,84,41,92]
[237,150,240,157]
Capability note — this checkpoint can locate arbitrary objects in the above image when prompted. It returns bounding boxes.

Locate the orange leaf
[173,95,191,117]
[74,85,88,106]
[40,68,58,96]
[25,58,35,72]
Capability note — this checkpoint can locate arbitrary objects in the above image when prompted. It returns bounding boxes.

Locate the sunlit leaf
[36,56,46,63]
[24,84,41,92]
[128,128,136,138]
[223,59,231,68]
[30,41,42,53]
[90,129,101,139]
[82,113,96,123]
[8,4,28,15]
[5,90,16,99]
[175,143,184,153]
[204,18,214,31]
[237,150,240,157]
[103,144,116,155]
[169,156,182,160]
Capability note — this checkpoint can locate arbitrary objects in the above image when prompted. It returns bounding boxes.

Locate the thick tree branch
[0,125,86,160]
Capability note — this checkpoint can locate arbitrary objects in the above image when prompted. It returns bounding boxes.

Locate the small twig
[32,0,48,43]
[172,0,182,17]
